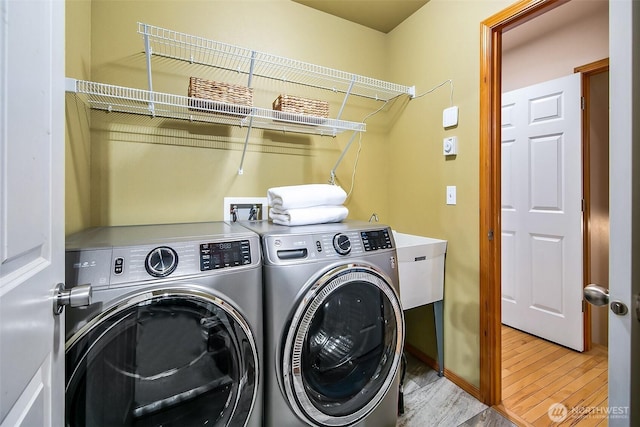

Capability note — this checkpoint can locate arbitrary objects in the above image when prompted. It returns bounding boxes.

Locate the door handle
[583,283,631,316]
[583,283,609,306]
[53,283,92,315]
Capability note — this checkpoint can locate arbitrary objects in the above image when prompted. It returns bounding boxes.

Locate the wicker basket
[188,77,253,116]
[272,94,329,123]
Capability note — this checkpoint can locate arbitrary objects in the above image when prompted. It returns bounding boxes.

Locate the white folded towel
[267,184,347,210]
[269,205,349,226]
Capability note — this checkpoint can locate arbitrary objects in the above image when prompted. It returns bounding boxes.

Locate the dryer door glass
[283,266,403,426]
[65,290,258,427]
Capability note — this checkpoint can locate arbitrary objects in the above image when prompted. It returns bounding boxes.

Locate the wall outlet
[223,197,268,222]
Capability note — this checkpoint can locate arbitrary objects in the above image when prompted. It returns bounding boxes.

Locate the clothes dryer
[64,222,263,427]
[241,220,404,427]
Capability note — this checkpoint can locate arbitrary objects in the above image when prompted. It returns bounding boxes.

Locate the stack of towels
[267,184,349,226]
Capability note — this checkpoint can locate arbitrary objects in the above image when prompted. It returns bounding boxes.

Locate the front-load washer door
[65,288,259,427]
[282,263,404,427]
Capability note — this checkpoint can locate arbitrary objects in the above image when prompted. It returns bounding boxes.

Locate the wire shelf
[138,22,415,101]
[66,79,365,136]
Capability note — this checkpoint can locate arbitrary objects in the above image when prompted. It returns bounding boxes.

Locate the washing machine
[63,222,263,427]
[241,220,404,427]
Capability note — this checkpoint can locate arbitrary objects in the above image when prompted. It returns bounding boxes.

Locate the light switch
[446,186,456,205]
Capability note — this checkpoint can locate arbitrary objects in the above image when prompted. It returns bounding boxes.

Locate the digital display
[200,240,251,271]
[361,229,392,251]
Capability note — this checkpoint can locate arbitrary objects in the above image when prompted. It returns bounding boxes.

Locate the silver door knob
[53,283,92,315]
[584,284,631,317]
[584,283,609,306]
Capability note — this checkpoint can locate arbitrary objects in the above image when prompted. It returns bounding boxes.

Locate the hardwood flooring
[497,326,609,427]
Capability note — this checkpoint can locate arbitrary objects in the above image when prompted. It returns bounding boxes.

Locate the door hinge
[582,198,585,212]
[581,96,586,110]
[488,229,494,241]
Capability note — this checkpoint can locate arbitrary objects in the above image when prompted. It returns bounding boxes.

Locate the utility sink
[392,231,447,310]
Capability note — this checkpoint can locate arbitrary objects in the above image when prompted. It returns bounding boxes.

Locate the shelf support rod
[336,77,355,121]
[247,51,257,88]
[237,52,258,175]
[329,130,358,184]
[143,24,155,116]
[238,114,255,175]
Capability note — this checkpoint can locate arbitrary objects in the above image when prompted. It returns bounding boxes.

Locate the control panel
[360,229,393,251]
[199,240,251,271]
[66,238,255,289]
[264,227,395,265]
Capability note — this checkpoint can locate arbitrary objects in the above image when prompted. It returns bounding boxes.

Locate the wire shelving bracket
[66,23,416,176]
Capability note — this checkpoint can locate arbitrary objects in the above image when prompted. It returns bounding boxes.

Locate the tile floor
[397,353,516,427]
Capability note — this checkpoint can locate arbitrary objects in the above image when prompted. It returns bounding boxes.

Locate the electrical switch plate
[223,197,268,222]
[446,186,457,205]
[443,136,458,156]
[443,106,459,128]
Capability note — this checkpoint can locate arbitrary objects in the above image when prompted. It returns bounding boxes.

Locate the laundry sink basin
[392,231,447,310]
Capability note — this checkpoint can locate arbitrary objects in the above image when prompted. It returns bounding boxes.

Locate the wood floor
[497,325,609,427]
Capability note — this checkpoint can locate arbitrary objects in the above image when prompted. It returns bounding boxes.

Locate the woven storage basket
[188,77,253,116]
[272,94,329,122]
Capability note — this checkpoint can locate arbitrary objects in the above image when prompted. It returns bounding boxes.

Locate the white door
[0,0,65,425]
[501,73,583,351]
[608,1,639,424]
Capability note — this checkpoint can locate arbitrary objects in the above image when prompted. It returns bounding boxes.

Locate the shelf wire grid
[138,23,415,101]
[69,79,364,136]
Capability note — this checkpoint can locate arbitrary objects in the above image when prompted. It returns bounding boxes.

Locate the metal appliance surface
[64,222,263,427]
[240,220,404,427]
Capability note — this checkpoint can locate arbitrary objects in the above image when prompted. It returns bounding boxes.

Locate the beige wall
[67,0,393,229]
[64,0,539,389]
[502,0,608,92]
[386,0,512,387]
[65,0,92,235]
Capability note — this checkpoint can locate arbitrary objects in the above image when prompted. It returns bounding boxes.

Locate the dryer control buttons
[333,233,351,255]
[145,246,179,277]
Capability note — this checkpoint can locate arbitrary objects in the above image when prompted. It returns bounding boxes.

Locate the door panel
[0,0,65,424]
[608,1,639,424]
[501,73,583,351]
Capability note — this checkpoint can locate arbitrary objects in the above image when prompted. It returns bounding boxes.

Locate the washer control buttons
[316,241,323,252]
[361,229,392,251]
[114,257,124,275]
[200,240,251,271]
[145,246,178,277]
[333,233,351,255]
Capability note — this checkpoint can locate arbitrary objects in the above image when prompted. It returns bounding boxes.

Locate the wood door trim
[478,0,570,406]
[575,58,609,352]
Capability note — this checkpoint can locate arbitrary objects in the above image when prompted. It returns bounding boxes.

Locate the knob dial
[145,246,178,277]
[333,234,351,255]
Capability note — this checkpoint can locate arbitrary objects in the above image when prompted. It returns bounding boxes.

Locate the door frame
[575,58,610,352]
[478,0,572,405]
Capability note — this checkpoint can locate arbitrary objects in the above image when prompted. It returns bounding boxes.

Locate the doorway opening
[478,0,610,419]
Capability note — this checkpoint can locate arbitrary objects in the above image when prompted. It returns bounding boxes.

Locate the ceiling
[292,0,430,33]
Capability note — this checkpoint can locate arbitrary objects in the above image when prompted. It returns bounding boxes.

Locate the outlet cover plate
[443,106,459,128]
